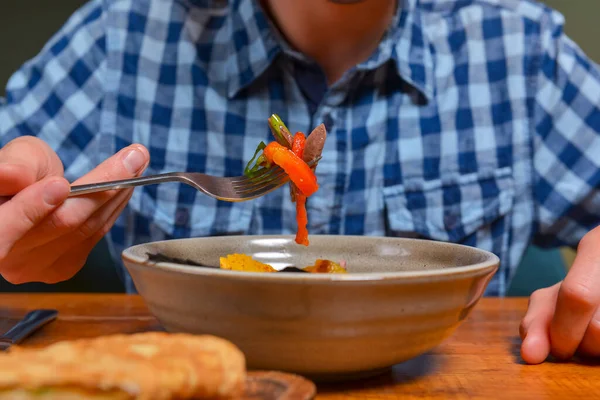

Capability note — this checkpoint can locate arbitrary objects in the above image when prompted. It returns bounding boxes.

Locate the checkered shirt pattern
[2,0,600,295]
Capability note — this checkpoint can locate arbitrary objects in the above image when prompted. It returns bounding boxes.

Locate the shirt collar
[357,0,435,100]
[225,0,282,98]
[224,0,434,101]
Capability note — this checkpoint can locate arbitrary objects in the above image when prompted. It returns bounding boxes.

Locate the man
[1,0,599,364]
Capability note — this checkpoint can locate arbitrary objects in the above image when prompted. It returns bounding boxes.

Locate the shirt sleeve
[532,9,600,248]
[0,0,107,182]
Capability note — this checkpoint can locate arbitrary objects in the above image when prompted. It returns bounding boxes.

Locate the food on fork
[0,332,245,399]
[244,115,327,246]
[262,142,318,197]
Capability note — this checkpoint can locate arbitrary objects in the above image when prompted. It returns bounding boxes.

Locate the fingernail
[123,147,146,175]
[43,180,69,206]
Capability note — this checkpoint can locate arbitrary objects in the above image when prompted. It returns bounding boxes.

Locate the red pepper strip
[291,132,309,246]
[263,141,318,197]
[292,132,305,159]
[295,194,309,246]
[289,132,306,203]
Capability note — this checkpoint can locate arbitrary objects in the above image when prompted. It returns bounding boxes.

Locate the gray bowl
[122,235,498,380]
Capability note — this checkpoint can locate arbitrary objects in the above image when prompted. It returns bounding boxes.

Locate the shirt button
[175,208,189,226]
[444,213,458,228]
[323,114,334,130]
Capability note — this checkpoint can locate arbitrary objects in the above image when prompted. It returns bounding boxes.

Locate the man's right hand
[0,136,149,284]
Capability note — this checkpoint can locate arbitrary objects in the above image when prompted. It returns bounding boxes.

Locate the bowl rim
[121,235,500,283]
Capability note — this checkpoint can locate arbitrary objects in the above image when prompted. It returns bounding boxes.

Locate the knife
[0,309,58,351]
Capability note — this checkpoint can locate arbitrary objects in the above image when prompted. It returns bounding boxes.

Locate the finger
[0,176,70,258]
[71,144,149,186]
[0,163,37,196]
[0,163,37,206]
[41,235,103,284]
[520,284,559,364]
[520,283,560,339]
[1,188,133,284]
[77,144,147,184]
[2,233,99,285]
[21,145,148,244]
[41,188,134,284]
[578,306,600,357]
[60,143,147,211]
[0,137,65,203]
[0,136,64,182]
[65,187,135,243]
[550,232,600,359]
[7,187,133,259]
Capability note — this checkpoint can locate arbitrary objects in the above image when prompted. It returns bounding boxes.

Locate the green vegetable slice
[268,114,292,148]
[244,141,269,177]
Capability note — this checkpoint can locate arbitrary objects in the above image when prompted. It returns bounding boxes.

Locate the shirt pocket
[382,167,515,243]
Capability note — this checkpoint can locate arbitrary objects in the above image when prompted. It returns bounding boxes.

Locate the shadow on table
[509,335,600,366]
[317,353,440,394]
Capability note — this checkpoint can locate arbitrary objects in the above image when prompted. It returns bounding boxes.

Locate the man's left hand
[520,228,600,363]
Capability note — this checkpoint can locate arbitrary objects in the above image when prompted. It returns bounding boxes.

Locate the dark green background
[0,1,596,294]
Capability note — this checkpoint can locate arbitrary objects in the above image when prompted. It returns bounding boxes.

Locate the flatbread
[0,332,245,399]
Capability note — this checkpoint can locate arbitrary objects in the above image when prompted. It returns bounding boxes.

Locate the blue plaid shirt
[2,0,600,295]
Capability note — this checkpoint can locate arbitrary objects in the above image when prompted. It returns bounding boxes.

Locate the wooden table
[0,294,598,399]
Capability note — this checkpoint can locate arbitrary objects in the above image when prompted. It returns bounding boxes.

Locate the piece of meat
[270,124,293,148]
[303,124,327,163]
[280,125,293,147]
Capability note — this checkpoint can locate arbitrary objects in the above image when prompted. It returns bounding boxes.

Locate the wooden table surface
[0,294,598,399]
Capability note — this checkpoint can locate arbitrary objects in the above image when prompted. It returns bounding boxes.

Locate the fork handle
[69,173,182,196]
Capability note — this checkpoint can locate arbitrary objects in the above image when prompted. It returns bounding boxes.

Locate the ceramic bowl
[122,235,498,380]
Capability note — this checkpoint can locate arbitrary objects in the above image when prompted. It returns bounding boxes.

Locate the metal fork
[68,159,319,202]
